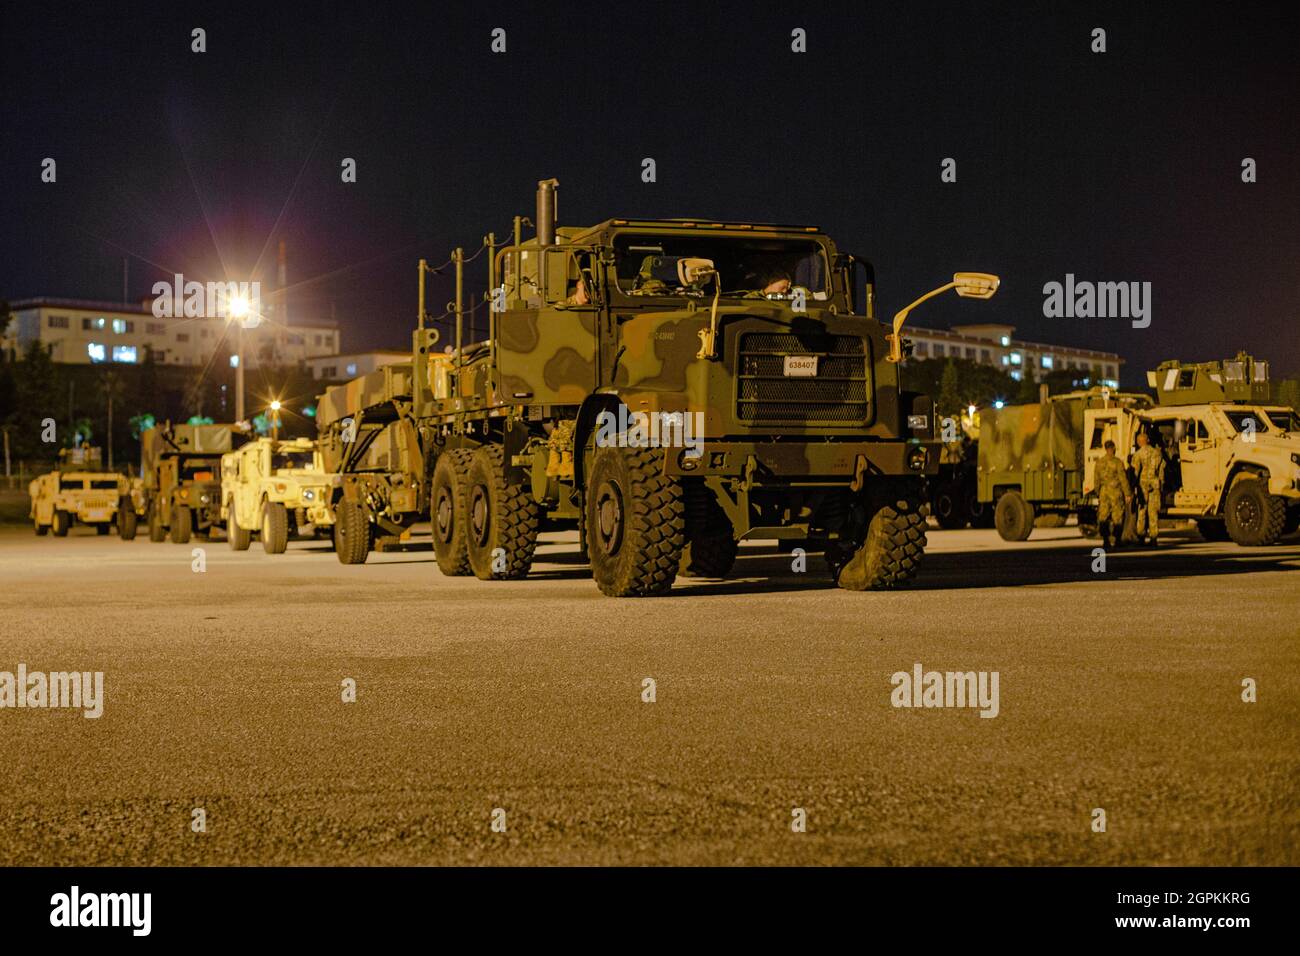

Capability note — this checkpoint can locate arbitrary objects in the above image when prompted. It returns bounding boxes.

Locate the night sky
[2,1,1296,384]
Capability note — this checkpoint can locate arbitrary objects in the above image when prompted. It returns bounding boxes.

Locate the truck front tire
[169,506,192,544]
[333,501,372,564]
[118,502,138,540]
[148,505,167,542]
[586,446,685,597]
[1225,477,1285,546]
[830,489,926,591]
[228,509,251,551]
[994,491,1035,542]
[261,501,289,554]
[465,445,540,581]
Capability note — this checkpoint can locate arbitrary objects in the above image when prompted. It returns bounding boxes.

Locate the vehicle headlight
[302,489,316,501]
[1291,453,1300,466]
[200,493,210,504]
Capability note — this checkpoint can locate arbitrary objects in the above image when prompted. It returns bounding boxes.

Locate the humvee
[220,437,335,553]
[321,179,1000,594]
[141,422,245,544]
[28,446,135,539]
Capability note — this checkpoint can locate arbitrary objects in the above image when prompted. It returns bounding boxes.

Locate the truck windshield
[273,451,314,470]
[613,234,828,299]
[1222,409,1270,434]
[58,478,84,490]
[89,479,119,489]
[181,460,219,480]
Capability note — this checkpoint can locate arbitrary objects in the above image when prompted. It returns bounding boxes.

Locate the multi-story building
[303,350,411,382]
[2,298,340,369]
[904,323,1122,389]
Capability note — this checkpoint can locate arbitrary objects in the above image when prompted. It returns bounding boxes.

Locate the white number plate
[783,355,818,377]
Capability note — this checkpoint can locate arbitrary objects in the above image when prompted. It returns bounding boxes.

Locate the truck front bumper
[662,439,938,484]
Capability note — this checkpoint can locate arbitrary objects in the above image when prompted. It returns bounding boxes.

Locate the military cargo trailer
[386,179,1000,595]
[978,388,1151,540]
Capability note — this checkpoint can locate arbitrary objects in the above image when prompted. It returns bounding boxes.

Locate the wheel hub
[470,486,489,545]
[594,479,624,556]
[435,489,453,542]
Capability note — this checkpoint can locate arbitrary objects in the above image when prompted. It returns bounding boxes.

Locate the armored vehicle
[141,422,245,544]
[980,354,1300,545]
[322,180,1000,594]
[29,446,135,539]
[220,437,335,554]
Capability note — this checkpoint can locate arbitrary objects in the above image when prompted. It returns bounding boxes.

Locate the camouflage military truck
[927,407,992,529]
[978,387,1152,541]
[141,422,245,544]
[979,354,1300,545]
[28,446,136,539]
[323,179,1000,594]
[220,437,335,554]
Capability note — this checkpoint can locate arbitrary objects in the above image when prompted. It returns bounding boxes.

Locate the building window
[1042,355,1054,369]
[112,345,138,363]
[48,315,69,329]
[111,318,134,334]
[980,349,991,363]
[933,343,945,357]
[146,322,166,335]
[1010,370,1022,381]
[999,336,1010,346]
[321,366,336,379]
[176,333,190,343]
[965,347,976,359]
[1106,365,1116,378]
[87,343,107,362]
[314,335,323,347]
[82,317,107,331]
[914,341,928,356]
[200,329,209,339]
[1009,352,1022,365]
[345,362,357,376]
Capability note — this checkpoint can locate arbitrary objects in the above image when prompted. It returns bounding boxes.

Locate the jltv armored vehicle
[220,437,335,553]
[29,446,135,539]
[141,422,246,544]
[320,179,1000,595]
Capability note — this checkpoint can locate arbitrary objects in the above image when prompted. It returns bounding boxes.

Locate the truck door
[1175,416,1217,511]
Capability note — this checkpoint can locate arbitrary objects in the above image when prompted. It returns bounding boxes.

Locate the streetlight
[886,272,1000,364]
[269,400,282,440]
[227,294,251,423]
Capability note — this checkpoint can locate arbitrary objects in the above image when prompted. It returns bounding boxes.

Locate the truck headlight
[200,493,210,504]
[302,488,316,501]
[908,447,929,471]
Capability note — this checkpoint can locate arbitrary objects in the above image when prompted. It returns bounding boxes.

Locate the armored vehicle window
[1222,410,1268,434]
[273,450,314,470]
[1264,409,1295,431]
[613,235,827,299]
[89,479,119,489]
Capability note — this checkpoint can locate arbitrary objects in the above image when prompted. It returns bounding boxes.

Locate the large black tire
[52,510,71,537]
[261,501,289,554]
[227,507,251,551]
[465,446,540,581]
[679,482,738,578]
[932,481,970,530]
[34,519,49,536]
[585,446,685,597]
[1224,477,1286,546]
[1196,519,1230,542]
[430,449,475,576]
[994,491,1034,542]
[1283,507,1300,536]
[169,505,192,544]
[148,504,167,542]
[829,487,927,590]
[118,502,138,541]
[95,523,111,535]
[333,500,372,564]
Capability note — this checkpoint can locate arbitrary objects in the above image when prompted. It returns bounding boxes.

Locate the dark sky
[3,1,1297,384]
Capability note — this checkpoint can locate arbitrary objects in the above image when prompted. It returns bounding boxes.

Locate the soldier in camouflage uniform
[1131,429,1166,545]
[1094,439,1132,548]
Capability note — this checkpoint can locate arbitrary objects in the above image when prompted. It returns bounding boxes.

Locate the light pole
[269,400,282,440]
[886,273,1001,364]
[227,295,252,423]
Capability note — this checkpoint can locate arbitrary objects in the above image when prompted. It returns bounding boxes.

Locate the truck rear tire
[679,482,738,578]
[34,520,49,536]
[261,501,289,554]
[227,509,251,551]
[333,501,372,564]
[465,445,540,580]
[148,505,167,542]
[830,489,927,591]
[1225,477,1285,546]
[170,506,192,544]
[994,491,1034,541]
[586,446,685,597]
[430,449,475,576]
[1196,519,1230,541]
[118,502,138,541]
[52,511,71,537]
[932,482,969,530]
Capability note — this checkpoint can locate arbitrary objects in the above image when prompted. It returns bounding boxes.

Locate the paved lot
[1,522,1297,865]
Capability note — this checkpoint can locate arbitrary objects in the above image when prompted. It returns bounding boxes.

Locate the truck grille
[736,332,869,424]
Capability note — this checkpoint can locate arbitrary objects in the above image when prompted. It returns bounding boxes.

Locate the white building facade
[905,323,1121,389]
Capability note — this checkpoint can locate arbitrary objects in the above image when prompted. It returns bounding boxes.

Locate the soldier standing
[1094,439,1131,549]
[1131,429,1166,545]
